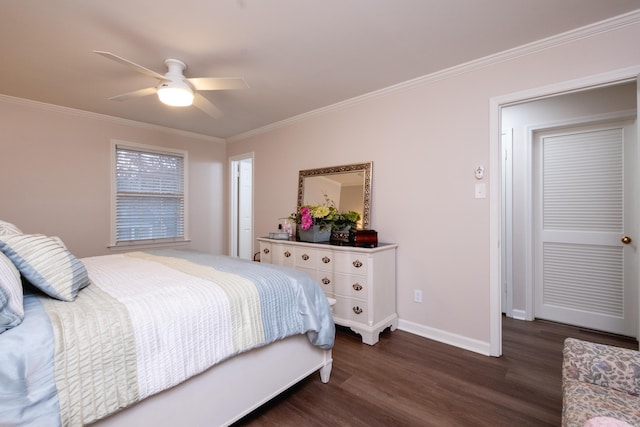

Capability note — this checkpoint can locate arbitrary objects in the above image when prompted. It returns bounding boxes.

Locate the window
[112,141,187,246]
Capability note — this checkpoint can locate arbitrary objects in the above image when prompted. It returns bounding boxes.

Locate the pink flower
[301,212,313,230]
[298,207,313,230]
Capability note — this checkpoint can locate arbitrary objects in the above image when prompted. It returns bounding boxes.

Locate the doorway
[489,68,640,356]
[230,153,254,260]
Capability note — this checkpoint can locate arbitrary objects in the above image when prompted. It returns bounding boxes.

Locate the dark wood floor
[234,317,637,426]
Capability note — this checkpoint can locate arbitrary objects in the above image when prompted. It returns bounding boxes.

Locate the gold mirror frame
[297,162,372,229]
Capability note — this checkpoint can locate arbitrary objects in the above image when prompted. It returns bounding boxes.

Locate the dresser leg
[361,331,379,345]
[351,317,398,345]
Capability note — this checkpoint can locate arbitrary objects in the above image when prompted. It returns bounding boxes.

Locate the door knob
[621,236,632,244]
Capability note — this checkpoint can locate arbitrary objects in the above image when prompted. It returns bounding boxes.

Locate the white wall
[0,98,228,258]
[227,18,640,352]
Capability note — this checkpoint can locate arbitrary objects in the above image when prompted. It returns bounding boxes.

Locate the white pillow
[0,220,22,236]
[0,234,90,301]
[50,236,67,250]
[0,251,24,333]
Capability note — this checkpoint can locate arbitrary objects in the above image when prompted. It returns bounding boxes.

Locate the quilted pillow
[0,234,90,301]
[584,417,634,427]
[0,251,23,333]
[0,220,22,236]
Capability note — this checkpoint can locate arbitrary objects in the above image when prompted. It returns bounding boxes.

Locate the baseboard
[510,309,527,320]
[397,319,491,356]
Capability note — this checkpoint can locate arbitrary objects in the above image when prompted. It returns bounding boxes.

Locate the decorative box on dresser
[257,237,398,345]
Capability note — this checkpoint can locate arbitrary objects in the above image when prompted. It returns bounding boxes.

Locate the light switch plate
[475,183,486,199]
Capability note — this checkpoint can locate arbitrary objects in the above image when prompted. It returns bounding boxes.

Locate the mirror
[297,162,372,229]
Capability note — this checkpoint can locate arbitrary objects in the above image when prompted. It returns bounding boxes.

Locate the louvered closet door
[534,121,637,337]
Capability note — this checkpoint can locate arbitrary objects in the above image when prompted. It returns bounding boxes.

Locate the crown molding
[0,94,225,144]
[227,9,640,143]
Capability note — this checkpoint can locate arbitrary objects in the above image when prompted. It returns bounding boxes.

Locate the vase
[298,224,331,243]
[281,218,296,239]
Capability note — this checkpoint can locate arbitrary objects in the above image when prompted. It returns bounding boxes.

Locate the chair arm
[563,338,640,396]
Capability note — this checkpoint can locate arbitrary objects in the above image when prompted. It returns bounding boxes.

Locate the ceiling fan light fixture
[95,53,245,117]
[157,82,194,107]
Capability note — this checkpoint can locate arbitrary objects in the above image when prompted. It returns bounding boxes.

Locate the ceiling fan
[93,51,248,118]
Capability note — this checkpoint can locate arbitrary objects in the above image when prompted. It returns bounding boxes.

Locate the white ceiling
[2,0,640,140]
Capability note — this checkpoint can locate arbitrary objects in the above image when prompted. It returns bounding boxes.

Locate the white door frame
[501,128,513,317]
[229,152,254,259]
[489,66,640,356]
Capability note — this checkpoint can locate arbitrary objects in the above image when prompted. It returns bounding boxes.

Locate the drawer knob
[322,256,331,264]
[301,253,309,261]
[353,260,363,268]
[352,306,363,315]
[284,251,291,257]
[322,277,331,285]
[352,283,362,291]
[263,248,270,254]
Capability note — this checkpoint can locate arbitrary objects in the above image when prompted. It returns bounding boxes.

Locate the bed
[0,223,335,427]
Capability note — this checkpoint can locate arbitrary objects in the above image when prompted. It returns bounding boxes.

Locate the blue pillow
[0,234,90,301]
[0,251,23,333]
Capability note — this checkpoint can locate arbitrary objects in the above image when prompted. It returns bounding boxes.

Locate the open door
[230,154,254,260]
[533,120,638,336]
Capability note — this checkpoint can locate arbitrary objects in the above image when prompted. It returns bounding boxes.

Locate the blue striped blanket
[0,250,335,427]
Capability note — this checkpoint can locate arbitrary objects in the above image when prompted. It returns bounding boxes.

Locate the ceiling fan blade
[93,50,168,81]
[193,93,223,118]
[109,87,157,102]
[188,77,248,91]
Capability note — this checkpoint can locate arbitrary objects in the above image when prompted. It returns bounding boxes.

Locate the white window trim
[109,140,189,250]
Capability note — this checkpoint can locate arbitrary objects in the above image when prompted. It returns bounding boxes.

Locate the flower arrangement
[290,193,361,233]
[291,204,338,232]
[332,210,361,231]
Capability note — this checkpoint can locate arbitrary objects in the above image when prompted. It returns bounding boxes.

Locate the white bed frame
[92,334,332,427]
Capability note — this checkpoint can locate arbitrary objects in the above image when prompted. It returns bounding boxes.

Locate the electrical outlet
[414,289,422,303]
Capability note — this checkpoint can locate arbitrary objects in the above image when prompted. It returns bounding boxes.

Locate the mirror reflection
[297,162,372,229]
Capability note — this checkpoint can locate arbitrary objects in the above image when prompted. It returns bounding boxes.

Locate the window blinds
[115,146,185,244]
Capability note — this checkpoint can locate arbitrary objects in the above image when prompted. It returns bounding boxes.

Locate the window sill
[108,239,191,252]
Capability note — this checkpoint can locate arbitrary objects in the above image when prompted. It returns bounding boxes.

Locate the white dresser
[257,237,398,345]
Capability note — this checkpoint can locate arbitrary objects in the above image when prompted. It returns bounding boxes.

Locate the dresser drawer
[316,271,335,295]
[293,247,319,269]
[333,252,368,275]
[259,242,272,263]
[333,297,368,323]
[272,244,294,266]
[333,274,368,299]
[298,267,334,294]
[317,250,334,271]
